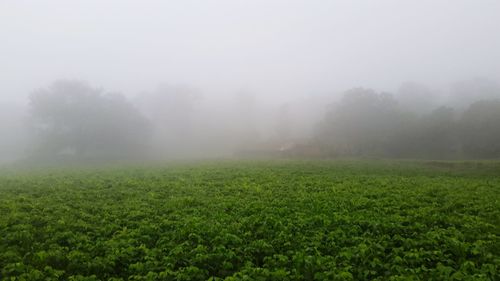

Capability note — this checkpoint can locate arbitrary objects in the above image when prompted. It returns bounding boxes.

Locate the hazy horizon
[2,0,500,104]
[2,1,500,164]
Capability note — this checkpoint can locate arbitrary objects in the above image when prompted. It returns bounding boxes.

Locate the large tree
[316,88,405,156]
[459,99,500,158]
[29,80,151,161]
[416,106,458,158]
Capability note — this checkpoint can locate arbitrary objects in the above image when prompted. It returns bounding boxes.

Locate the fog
[1,1,500,165]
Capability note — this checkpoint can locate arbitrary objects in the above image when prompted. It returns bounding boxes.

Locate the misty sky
[1,0,500,104]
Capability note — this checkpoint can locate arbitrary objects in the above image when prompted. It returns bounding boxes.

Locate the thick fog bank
[2,1,500,165]
[1,78,500,166]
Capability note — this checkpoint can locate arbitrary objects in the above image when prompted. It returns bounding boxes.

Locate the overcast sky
[1,0,500,104]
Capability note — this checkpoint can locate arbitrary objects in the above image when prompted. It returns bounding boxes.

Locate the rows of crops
[0,161,499,280]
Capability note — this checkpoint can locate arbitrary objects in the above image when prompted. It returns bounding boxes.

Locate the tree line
[21,78,500,162]
[315,84,500,159]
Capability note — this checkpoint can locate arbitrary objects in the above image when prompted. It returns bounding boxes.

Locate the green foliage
[29,80,151,162]
[316,86,500,159]
[0,161,499,280]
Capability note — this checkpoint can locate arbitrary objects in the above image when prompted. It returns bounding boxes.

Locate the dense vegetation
[1,161,499,280]
[4,78,500,164]
[315,86,500,159]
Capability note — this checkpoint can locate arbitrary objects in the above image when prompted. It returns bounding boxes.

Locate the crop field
[0,160,499,280]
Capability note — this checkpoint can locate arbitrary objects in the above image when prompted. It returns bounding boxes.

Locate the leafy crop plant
[0,160,498,280]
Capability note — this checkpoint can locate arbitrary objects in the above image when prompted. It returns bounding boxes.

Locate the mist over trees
[28,80,151,162]
[1,1,499,166]
[1,77,500,165]
[135,84,201,159]
[316,88,403,157]
[448,78,500,110]
[0,102,29,164]
[459,100,500,157]
[314,81,500,159]
[396,82,439,115]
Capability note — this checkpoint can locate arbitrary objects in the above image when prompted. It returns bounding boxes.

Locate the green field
[1,160,499,280]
